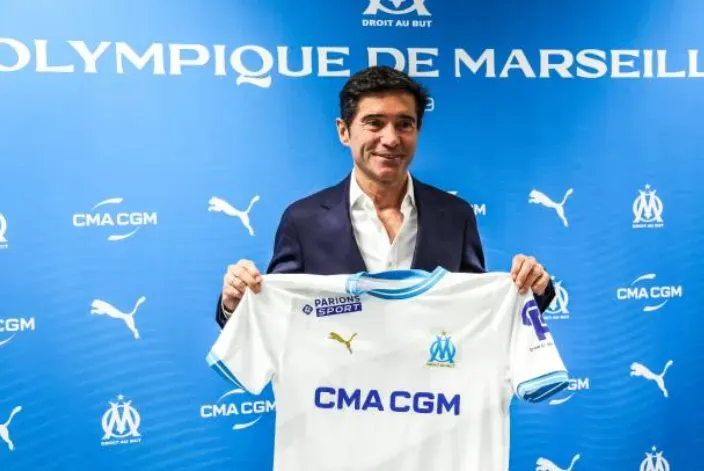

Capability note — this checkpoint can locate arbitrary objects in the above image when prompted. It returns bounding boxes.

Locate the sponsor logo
[522,299,551,344]
[314,387,460,415]
[0,317,36,348]
[0,406,22,452]
[529,188,573,228]
[616,274,682,312]
[200,388,275,431]
[536,454,581,471]
[630,360,673,398]
[73,197,157,241]
[208,195,260,236]
[328,332,357,354]
[304,295,362,317]
[90,297,145,339]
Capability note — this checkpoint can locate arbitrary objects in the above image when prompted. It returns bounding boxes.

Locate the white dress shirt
[348,169,418,272]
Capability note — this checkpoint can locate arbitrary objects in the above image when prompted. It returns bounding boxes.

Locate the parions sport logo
[302,295,362,317]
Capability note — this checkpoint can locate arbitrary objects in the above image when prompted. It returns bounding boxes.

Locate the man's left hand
[510,254,550,296]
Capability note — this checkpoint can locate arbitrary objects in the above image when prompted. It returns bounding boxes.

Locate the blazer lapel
[319,175,367,273]
[411,178,450,271]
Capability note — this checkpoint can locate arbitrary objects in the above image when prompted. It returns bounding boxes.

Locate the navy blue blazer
[215,174,555,327]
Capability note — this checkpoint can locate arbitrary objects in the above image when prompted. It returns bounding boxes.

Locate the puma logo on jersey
[208,195,260,236]
[529,188,573,227]
[0,406,21,451]
[329,332,357,354]
[536,453,580,471]
[630,360,673,398]
[91,296,146,339]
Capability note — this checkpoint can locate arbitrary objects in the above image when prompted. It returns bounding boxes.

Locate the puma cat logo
[529,188,573,227]
[208,195,260,236]
[328,332,357,354]
[90,296,146,339]
[536,453,580,471]
[631,360,673,398]
[0,406,22,452]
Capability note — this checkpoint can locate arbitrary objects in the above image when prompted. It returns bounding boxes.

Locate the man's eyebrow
[361,113,416,122]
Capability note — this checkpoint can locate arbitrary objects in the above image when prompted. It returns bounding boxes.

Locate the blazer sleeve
[459,207,555,313]
[214,206,304,329]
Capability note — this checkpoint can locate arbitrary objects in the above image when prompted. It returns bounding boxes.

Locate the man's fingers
[515,260,537,292]
[241,260,262,281]
[532,271,550,296]
[223,284,243,301]
[235,266,261,293]
[510,255,524,280]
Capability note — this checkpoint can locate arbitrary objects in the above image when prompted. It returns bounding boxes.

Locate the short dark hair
[339,66,431,130]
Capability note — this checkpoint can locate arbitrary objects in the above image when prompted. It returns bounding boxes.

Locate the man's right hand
[222,259,262,314]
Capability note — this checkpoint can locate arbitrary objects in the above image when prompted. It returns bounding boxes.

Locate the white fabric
[349,169,417,272]
[208,271,569,471]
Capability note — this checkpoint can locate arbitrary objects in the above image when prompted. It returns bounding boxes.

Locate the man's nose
[379,124,401,147]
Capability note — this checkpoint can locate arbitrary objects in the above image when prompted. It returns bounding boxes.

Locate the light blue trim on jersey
[346,266,447,300]
[207,351,243,388]
[517,370,570,403]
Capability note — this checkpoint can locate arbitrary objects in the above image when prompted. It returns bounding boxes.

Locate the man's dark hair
[339,66,431,130]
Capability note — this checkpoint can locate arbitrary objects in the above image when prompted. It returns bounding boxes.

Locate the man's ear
[336,118,350,146]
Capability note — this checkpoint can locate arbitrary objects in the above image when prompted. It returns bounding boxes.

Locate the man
[215,66,554,328]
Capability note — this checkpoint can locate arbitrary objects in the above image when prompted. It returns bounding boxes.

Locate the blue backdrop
[1,0,702,469]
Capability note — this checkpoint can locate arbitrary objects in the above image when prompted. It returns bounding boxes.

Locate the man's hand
[510,254,550,296]
[222,259,262,314]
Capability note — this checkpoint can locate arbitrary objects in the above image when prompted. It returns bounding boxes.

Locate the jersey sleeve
[206,285,290,395]
[509,293,569,403]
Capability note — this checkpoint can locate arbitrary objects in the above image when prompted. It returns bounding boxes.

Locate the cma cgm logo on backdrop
[0,317,36,348]
[72,197,157,241]
[200,387,275,431]
[616,273,682,312]
[362,0,433,28]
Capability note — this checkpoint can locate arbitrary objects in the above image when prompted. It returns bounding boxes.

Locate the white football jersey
[207,268,569,471]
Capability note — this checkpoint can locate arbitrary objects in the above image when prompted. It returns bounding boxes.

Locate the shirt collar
[349,169,415,209]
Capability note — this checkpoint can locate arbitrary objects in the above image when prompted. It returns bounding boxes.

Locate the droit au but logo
[633,184,664,229]
[101,394,142,446]
[362,0,432,28]
[72,197,157,241]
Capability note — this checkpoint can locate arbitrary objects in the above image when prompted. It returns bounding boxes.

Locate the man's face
[337,91,419,186]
